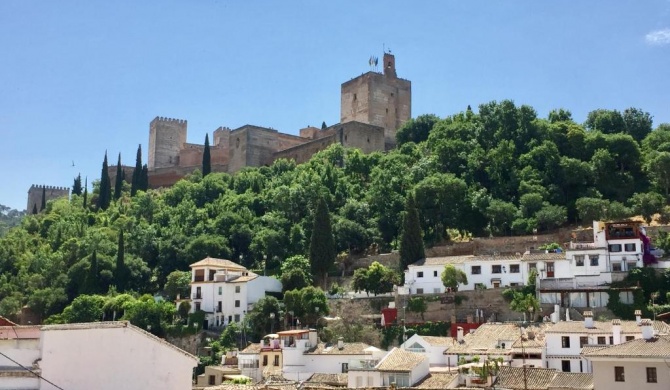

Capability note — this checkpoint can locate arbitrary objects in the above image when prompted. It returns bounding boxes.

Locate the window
[589,255,599,266]
[510,283,520,287]
[433,271,438,277]
[472,266,481,274]
[574,255,585,266]
[417,271,424,278]
[612,262,622,272]
[235,300,240,308]
[597,336,606,345]
[609,244,622,252]
[234,314,240,322]
[561,360,571,372]
[528,262,537,271]
[492,265,502,274]
[626,336,635,341]
[274,355,279,366]
[646,367,657,383]
[562,336,570,348]
[341,363,349,373]
[385,373,410,388]
[416,288,424,294]
[627,262,637,270]
[580,336,588,348]
[625,243,636,252]
[263,355,268,366]
[609,336,613,344]
[510,264,520,273]
[614,366,625,382]
[209,375,216,385]
[235,286,241,293]
[195,302,201,311]
[218,286,222,295]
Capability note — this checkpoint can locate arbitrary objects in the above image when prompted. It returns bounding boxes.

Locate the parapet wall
[26,185,70,212]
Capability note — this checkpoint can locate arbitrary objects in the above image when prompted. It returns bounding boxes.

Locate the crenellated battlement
[151,116,187,125]
[28,184,70,192]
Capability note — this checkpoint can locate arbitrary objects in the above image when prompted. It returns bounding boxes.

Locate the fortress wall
[210,145,228,166]
[339,122,385,153]
[148,117,187,170]
[229,126,280,173]
[341,73,372,125]
[108,165,135,186]
[275,132,311,151]
[26,185,69,212]
[179,144,204,167]
[273,134,338,164]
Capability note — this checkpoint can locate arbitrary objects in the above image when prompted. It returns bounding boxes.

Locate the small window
[234,314,240,322]
[562,336,571,348]
[263,355,268,366]
[510,283,520,287]
[609,336,614,344]
[574,255,584,266]
[624,243,636,252]
[416,288,424,294]
[235,285,241,293]
[209,375,216,385]
[646,367,657,383]
[274,355,279,366]
[342,363,349,373]
[472,266,481,275]
[627,262,637,270]
[417,271,424,278]
[590,255,599,266]
[510,264,520,273]
[615,366,625,382]
[433,271,438,277]
[579,337,588,348]
[235,300,240,307]
[218,287,222,295]
[612,262,622,272]
[609,244,622,252]
[492,265,502,274]
[626,336,635,341]
[353,93,357,101]
[561,360,571,372]
[195,302,201,311]
[528,263,537,271]
[597,336,606,345]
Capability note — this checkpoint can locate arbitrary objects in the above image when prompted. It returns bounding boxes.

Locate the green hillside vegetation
[1,100,669,324]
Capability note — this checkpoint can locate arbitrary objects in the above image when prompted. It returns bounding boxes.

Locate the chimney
[337,337,344,350]
[457,326,464,343]
[635,309,642,325]
[551,304,560,324]
[583,311,594,329]
[308,329,318,348]
[641,319,654,340]
[612,319,622,345]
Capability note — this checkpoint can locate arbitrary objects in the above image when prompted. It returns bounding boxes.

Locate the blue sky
[1,1,669,211]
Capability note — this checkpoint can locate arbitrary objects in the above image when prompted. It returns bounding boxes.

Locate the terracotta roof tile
[410,372,458,389]
[376,348,426,372]
[304,373,348,386]
[583,334,670,358]
[546,320,670,334]
[446,323,548,355]
[240,343,262,354]
[548,372,594,389]
[306,342,374,355]
[191,257,247,269]
[494,366,557,390]
[411,253,564,267]
[420,336,454,347]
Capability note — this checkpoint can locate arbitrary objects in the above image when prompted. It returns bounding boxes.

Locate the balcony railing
[192,293,202,299]
[569,242,598,250]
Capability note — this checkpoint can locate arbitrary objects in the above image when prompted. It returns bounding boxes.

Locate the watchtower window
[353,94,357,101]
[387,62,391,67]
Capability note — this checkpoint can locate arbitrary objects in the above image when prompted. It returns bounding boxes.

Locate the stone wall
[148,117,187,170]
[26,185,69,212]
[107,165,136,187]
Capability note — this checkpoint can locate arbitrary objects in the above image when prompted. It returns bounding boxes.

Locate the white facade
[399,334,452,367]
[183,257,282,328]
[0,326,41,390]
[347,348,429,389]
[39,322,197,390]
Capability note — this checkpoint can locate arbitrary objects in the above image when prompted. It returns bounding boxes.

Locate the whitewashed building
[347,348,429,388]
[399,334,454,367]
[180,257,282,329]
[0,326,41,390]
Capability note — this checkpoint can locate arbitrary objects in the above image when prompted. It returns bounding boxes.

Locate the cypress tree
[40,187,46,211]
[85,250,100,294]
[72,174,82,196]
[202,133,211,176]
[114,230,128,291]
[32,203,38,215]
[83,177,88,208]
[131,144,142,196]
[321,121,327,130]
[97,152,112,210]
[309,197,336,288]
[140,164,149,191]
[399,193,425,277]
[114,153,123,200]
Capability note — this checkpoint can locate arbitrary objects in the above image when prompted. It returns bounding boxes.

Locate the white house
[583,319,669,390]
[39,321,197,390]
[399,334,454,367]
[0,326,41,390]
[180,257,282,329]
[544,311,670,374]
[347,348,429,388]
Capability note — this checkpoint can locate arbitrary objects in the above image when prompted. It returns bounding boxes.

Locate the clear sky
[2,1,669,211]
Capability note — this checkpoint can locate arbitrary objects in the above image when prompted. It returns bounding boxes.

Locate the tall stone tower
[148,117,187,170]
[340,52,411,149]
[26,185,69,212]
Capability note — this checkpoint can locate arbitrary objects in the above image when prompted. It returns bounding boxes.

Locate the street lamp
[269,312,275,334]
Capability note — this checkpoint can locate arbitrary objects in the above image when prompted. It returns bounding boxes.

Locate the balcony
[192,293,202,300]
[569,242,598,250]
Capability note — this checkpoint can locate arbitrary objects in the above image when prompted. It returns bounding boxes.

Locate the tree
[623,107,653,143]
[485,199,517,236]
[60,295,106,323]
[629,192,665,223]
[321,121,327,130]
[351,261,399,296]
[131,144,143,196]
[164,271,192,301]
[40,186,46,211]
[281,268,311,292]
[85,251,101,295]
[309,197,335,287]
[140,164,149,192]
[399,194,424,275]
[575,197,608,223]
[83,177,88,208]
[97,152,112,210]
[32,203,38,215]
[72,174,82,196]
[441,264,468,291]
[284,286,329,327]
[202,134,211,176]
[114,230,129,291]
[114,153,124,200]
[509,291,540,322]
[396,114,440,145]
[245,296,281,340]
[585,109,625,134]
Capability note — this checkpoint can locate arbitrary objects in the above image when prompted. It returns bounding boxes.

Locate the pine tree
[32,203,38,215]
[97,152,112,210]
[202,133,211,176]
[40,187,46,211]
[321,121,327,130]
[309,197,336,287]
[72,174,82,195]
[83,177,88,208]
[114,153,123,200]
[131,144,142,196]
[140,164,149,191]
[399,193,425,277]
[114,230,128,291]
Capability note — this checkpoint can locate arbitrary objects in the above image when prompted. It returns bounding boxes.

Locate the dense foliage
[1,101,668,323]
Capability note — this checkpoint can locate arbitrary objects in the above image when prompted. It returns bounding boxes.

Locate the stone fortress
[136,52,411,188]
[29,52,411,207]
[26,185,70,212]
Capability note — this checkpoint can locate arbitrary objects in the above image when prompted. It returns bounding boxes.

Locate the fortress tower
[148,117,187,170]
[340,52,411,149]
[26,185,69,212]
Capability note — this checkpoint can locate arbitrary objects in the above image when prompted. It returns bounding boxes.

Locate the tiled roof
[306,342,373,355]
[191,257,247,269]
[376,348,426,372]
[583,334,670,358]
[546,320,670,334]
[548,372,594,389]
[512,337,544,354]
[421,336,454,347]
[304,373,348,386]
[411,373,458,389]
[229,274,259,283]
[411,252,564,267]
[494,366,557,390]
[240,343,261,354]
[446,323,547,355]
